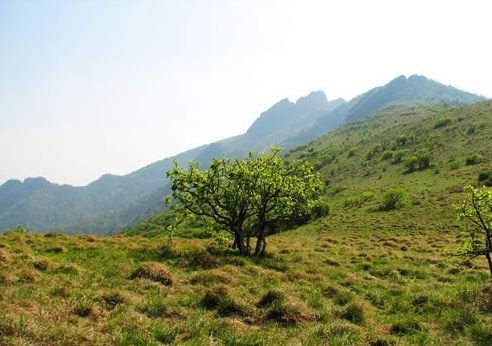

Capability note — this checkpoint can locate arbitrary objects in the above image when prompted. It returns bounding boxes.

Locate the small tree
[404,156,419,172]
[167,149,324,256]
[457,186,492,276]
[167,158,255,255]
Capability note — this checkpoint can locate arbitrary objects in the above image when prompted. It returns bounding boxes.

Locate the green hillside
[1,101,492,345]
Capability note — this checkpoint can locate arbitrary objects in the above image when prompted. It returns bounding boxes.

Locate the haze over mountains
[0,75,485,234]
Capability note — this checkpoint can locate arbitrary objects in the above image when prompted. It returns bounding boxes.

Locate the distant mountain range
[0,75,485,234]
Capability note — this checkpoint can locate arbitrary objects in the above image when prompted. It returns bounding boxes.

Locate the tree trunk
[254,230,266,256]
[246,235,252,255]
[485,252,492,277]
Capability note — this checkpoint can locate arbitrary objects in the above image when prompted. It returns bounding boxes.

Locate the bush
[395,135,408,146]
[478,171,492,186]
[311,201,330,219]
[404,151,430,172]
[382,151,394,160]
[434,118,452,128]
[404,156,419,172]
[366,144,382,160]
[391,150,406,164]
[465,153,483,166]
[379,189,407,211]
[344,192,374,208]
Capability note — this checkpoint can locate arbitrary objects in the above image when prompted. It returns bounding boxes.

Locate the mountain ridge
[0,75,486,233]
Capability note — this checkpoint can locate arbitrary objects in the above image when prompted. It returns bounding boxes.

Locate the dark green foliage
[434,118,453,128]
[391,150,406,164]
[404,156,419,172]
[366,144,382,160]
[457,186,492,276]
[379,189,407,211]
[478,171,492,187]
[382,151,394,160]
[404,151,431,173]
[310,201,330,219]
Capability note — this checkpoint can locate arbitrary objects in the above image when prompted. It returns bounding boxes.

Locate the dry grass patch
[130,262,173,286]
[32,258,54,271]
[190,269,232,286]
[18,267,41,283]
[0,248,12,265]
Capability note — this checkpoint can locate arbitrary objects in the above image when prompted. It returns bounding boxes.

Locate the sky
[1,0,491,186]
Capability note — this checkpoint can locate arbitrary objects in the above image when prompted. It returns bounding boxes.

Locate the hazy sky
[1,0,491,186]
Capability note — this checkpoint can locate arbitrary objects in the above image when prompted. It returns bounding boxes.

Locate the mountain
[0,91,344,233]
[0,75,486,234]
[290,75,484,144]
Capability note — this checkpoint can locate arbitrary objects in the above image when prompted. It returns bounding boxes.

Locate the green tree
[404,156,419,172]
[457,186,492,276]
[167,149,323,256]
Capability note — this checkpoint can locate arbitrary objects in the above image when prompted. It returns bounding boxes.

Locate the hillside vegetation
[1,101,490,345]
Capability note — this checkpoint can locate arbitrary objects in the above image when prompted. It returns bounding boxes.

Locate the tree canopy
[166,149,324,255]
[457,185,492,276]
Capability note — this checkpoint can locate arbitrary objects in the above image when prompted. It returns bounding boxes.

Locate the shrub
[366,144,382,160]
[347,147,357,157]
[416,151,431,169]
[434,118,452,128]
[395,135,408,146]
[404,156,419,172]
[478,171,492,186]
[465,153,483,166]
[382,151,394,160]
[391,150,406,164]
[130,262,173,285]
[379,189,407,211]
[343,192,374,208]
[311,201,330,219]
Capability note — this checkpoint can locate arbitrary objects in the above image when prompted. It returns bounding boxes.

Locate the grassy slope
[1,101,492,345]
